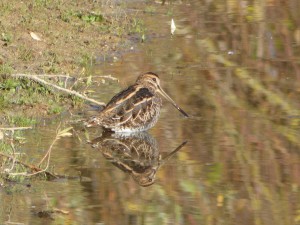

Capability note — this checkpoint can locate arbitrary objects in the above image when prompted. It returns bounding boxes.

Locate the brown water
[1,0,300,224]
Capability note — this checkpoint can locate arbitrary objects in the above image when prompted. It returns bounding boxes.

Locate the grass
[0,78,49,105]
[0,63,14,75]
[0,0,137,75]
[48,104,63,114]
[0,0,148,116]
[6,116,37,127]
[130,18,146,34]
[78,53,95,76]
[18,46,35,62]
[0,0,146,191]
[0,141,12,153]
[1,32,12,43]
[76,12,105,23]
[0,76,86,118]
[0,132,28,184]
[145,5,156,14]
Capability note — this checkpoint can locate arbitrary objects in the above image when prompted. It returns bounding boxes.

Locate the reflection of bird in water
[90,131,187,187]
[85,72,188,132]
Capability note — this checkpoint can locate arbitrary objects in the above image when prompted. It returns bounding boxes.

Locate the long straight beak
[158,86,189,117]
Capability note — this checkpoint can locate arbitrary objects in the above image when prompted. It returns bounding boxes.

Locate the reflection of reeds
[67,0,300,223]
[173,2,300,224]
[199,38,300,145]
[79,0,300,223]
[132,0,300,224]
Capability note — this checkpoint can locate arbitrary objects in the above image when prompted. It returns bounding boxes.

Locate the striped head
[136,72,189,118]
[136,72,160,93]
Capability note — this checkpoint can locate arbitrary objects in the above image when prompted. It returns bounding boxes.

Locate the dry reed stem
[10,73,106,106]
[0,152,57,178]
[0,127,32,130]
[0,124,72,179]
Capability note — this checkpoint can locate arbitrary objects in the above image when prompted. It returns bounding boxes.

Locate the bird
[85,72,188,132]
[90,131,187,187]
[90,131,159,187]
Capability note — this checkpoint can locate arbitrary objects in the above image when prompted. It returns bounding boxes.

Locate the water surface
[1,0,300,224]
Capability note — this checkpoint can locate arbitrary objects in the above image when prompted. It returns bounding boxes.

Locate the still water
[1,0,300,224]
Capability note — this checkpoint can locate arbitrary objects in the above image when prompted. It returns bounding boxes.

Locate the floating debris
[171,18,176,35]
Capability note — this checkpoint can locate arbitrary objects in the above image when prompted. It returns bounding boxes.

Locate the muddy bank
[0,0,137,74]
[0,0,144,119]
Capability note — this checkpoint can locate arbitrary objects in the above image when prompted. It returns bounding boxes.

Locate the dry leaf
[53,208,69,215]
[171,19,176,35]
[217,194,224,207]
[30,32,42,41]
[59,132,73,137]
[58,127,73,137]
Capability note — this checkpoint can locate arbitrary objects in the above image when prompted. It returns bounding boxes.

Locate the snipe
[90,131,187,187]
[85,72,188,132]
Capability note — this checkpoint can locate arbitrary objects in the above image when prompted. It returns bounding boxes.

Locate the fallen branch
[25,74,118,81]
[0,152,58,179]
[10,73,106,106]
[0,127,32,131]
[79,75,118,81]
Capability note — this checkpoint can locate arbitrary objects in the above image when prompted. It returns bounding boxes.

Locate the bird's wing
[101,85,155,126]
[105,85,137,109]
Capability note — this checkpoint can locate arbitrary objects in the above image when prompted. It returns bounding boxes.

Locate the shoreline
[0,0,144,122]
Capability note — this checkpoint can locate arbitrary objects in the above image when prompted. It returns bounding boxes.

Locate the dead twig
[0,127,32,131]
[24,73,118,81]
[37,124,62,167]
[79,75,118,81]
[0,125,73,179]
[0,152,57,179]
[35,125,73,176]
[10,73,106,106]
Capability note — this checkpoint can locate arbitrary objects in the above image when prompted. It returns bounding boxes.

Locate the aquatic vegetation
[0,125,73,185]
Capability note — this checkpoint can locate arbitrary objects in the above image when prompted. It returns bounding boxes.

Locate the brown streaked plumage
[85,72,188,132]
[90,131,187,187]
